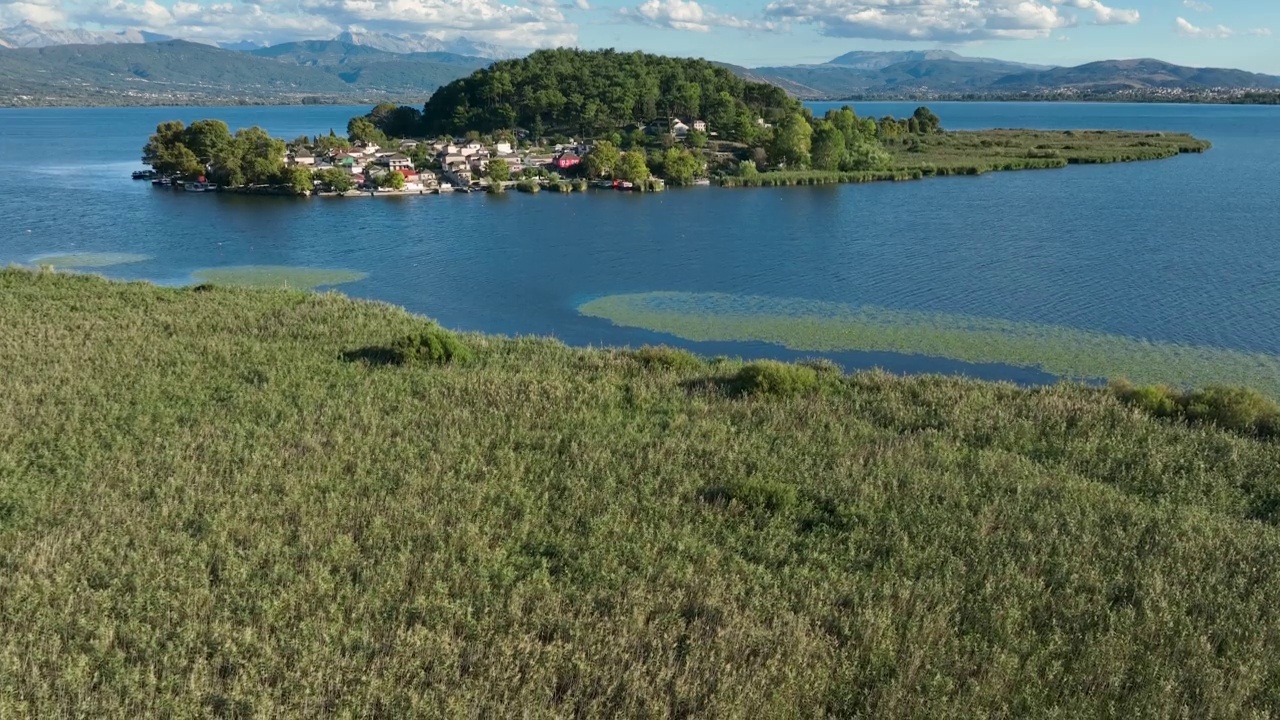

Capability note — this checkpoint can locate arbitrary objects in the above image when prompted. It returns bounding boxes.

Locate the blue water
[2,102,1278,381]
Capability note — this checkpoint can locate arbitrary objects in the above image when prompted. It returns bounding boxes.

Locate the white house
[289,149,315,166]
[692,120,708,133]
[494,141,513,155]
[671,119,691,137]
[380,154,414,171]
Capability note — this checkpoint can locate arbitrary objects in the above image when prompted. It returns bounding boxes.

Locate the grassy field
[721,129,1211,187]
[4,269,1280,717]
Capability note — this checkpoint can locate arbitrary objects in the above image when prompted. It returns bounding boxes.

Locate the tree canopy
[143,120,287,186]
[420,48,800,140]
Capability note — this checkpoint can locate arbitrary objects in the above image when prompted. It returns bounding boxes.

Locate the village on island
[137,112,733,197]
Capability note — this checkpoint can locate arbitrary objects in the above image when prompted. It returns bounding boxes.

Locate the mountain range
[1,27,1278,107]
[0,21,523,59]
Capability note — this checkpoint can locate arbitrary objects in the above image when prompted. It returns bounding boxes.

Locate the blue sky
[6,0,1277,72]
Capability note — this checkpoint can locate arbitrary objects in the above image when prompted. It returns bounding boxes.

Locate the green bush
[516,179,541,193]
[701,478,797,514]
[799,357,844,376]
[1112,380,1180,418]
[390,326,473,366]
[733,361,821,397]
[626,345,703,372]
[1183,386,1280,437]
[1112,381,1279,438]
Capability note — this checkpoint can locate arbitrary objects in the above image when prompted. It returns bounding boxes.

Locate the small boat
[618,181,635,191]
[151,177,170,187]
[182,181,210,192]
[132,170,157,180]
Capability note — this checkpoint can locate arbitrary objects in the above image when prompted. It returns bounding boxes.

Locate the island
[139,49,1212,196]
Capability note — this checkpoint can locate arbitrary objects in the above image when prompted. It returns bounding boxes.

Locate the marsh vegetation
[579,291,1280,397]
[4,269,1280,716]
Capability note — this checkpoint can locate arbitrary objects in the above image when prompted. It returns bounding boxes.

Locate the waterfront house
[290,149,315,166]
[380,154,414,171]
[494,154,524,173]
[554,152,582,170]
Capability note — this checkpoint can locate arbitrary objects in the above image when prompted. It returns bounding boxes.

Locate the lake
[2,102,1278,387]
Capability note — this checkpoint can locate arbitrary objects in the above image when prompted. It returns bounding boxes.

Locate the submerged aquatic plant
[191,266,368,289]
[33,252,151,268]
[579,292,1280,396]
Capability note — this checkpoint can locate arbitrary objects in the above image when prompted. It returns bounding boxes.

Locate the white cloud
[1181,0,1212,12]
[1174,15,1233,38]
[762,0,1138,42]
[62,0,580,46]
[299,0,577,46]
[623,0,774,33]
[1246,27,1271,36]
[0,0,64,24]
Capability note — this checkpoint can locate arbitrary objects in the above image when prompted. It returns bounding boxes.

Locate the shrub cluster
[626,345,703,372]
[390,326,473,366]
[700,478,797,515]
[732,361,824,397]
[1112,381,1280,438]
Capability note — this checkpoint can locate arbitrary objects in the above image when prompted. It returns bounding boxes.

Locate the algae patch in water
[579,291,1280,396]
[33,253,152,268]
[191,266,368,289]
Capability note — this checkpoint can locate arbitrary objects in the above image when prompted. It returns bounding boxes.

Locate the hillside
[0,39,483,105]
[421,48,799,137]
[991,58,1280,92]
[745,52,1280,99]
[5,268,1280,715]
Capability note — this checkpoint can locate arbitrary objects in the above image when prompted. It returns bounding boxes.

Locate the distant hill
[751,52,1041,98]
[825,50,1048,71]
[990,59,1280,92]
[743,51,1280,99]
[0,40,485,105]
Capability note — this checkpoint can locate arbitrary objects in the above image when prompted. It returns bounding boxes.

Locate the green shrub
[733,361,821,397]
[799,358,843,376]
[391,326,473,366]
[1112,381,1279,438]
[700,478,797,514]
[516,179,541,193]
[626,345,703,372]
[1183,386,1280,437]
[1112,380,1180,418]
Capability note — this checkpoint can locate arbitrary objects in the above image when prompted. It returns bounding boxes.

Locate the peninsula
[139,49,1211,197]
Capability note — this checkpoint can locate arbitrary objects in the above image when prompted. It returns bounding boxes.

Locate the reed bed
[3,268,1279,718]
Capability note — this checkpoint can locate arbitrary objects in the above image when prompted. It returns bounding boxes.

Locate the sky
[2,0,1277,73]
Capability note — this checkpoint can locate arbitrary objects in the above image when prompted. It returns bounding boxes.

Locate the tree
[281,166,314,195]
[686,130,708,148]
[616,151,650,184]
[315,167,354,195]
[913,106,942,134]
[810,121,846,172]
[232,127,286,185]
[770,113,812,169]
[347,117,386,146]
[144,121,204,177]
[380,170,406,190]
[583,140,620,179]
[661,147,700,186]
[183,120,233,164]
[487,159,511,183]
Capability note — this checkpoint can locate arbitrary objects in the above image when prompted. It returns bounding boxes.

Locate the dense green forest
[419,48,800,139]
[5,268,1280,716]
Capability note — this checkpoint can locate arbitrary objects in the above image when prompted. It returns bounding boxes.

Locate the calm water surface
[2,102,1278,382]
